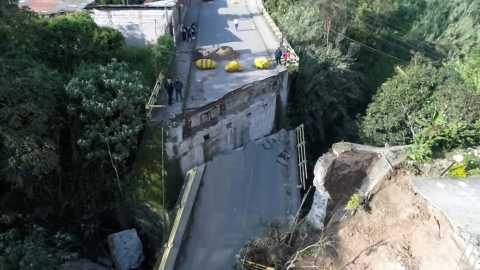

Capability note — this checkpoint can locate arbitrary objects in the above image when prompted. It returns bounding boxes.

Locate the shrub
[344,194,361,211]
[449,163,468,178]
[0,227,79,270]
[151,36,175,76]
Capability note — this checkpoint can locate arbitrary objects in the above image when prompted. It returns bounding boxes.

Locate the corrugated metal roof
[19,0,96,14]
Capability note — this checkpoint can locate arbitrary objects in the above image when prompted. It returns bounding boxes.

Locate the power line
[315,1,443,59]
[351,15,442,60]
[329,29,408,63]
[359,14,443,58]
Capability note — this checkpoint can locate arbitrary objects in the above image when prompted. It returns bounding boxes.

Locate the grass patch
[115,46,157,87]
[120,127,184,251]
[182,74,192,109]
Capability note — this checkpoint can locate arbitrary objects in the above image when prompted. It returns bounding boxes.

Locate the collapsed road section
[171,129,301,270]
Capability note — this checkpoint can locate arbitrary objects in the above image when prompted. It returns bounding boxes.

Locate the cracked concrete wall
[172,92,277,173]
[89,8,179,46]
[165,75,284,174]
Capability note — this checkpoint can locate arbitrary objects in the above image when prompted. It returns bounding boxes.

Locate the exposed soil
[299,171,463,270]
[192,46,240,62]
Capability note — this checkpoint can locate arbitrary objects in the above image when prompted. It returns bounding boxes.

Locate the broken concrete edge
[156,164,206,270]
[307,142,409,230]
[410,176,480,266]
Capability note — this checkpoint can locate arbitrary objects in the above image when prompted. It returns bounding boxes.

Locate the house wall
[89,8,177,46]
[165,74,286,173]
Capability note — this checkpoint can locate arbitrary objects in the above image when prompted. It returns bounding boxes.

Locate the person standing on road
[186,26,192,42]
[233,18,239,31]
[284,50,290,65]
[174,78,184,102]
[165,78,174,106]
[181,25,187,41]
[191,23,196,39]
[275,48,282,66]
[279,35,283,47]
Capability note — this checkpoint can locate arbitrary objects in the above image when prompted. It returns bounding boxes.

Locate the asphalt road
[187,0,283,109]
[175,134,298,270]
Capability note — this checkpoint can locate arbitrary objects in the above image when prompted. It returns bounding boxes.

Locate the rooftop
[19,0,95,14]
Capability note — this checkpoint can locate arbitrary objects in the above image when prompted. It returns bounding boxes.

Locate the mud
[192,46,240,62]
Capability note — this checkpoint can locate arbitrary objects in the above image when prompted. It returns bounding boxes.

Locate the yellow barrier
[255,0,299,67]
[195,59,216,69]
[157,167,198,270]
[145,72,165,120]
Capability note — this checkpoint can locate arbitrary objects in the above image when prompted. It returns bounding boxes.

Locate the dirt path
[303,171,463,270]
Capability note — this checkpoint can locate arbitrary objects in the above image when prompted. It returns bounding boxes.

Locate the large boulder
[62,258,113,270]
[108,229,145,270]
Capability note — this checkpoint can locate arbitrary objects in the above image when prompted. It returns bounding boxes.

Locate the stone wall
[165,75,283,173]
[89,8,180,46]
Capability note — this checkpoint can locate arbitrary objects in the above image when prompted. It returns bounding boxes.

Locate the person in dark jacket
[186,26,192,42]
[181,25,186,41]
[174,78,184,102]
[275,48,282,66]
[191,23,196,39]
[165,78,174,106]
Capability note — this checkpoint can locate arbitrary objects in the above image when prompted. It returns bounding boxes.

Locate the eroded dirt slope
[301,171,463,270]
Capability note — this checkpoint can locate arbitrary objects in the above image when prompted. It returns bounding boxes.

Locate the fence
[295,124,307,189]
[256,0,299,67]
[145,72,165,120]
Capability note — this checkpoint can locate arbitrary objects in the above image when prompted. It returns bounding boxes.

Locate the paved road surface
[175,132,300,270]
[411,176,480,235]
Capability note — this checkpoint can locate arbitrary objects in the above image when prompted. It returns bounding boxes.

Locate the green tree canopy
[0,59,63,185]
[66,59,150,192]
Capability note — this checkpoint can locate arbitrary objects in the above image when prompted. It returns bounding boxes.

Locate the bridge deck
[186,0,285,109]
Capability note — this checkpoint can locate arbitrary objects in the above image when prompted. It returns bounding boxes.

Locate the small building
[84,0,189,46]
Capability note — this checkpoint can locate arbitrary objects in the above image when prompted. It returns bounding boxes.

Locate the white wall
[90,8,174,46]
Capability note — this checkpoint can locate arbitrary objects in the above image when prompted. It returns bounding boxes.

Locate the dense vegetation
[265,0,480,163]
[0,1,176,269]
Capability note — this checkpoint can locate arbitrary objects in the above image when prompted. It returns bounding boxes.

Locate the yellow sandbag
[255,57,270,69]
[225,61,243,72]
[195,59,217,69]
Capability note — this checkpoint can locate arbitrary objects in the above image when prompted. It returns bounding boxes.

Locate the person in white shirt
[234,18,239,31]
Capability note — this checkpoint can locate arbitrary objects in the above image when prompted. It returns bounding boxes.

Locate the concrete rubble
[306,142,408,230]
[108,228,145,270]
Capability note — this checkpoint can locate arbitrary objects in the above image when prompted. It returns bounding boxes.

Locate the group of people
[275,47,290,66]
[274,35,290,66]
[181,23,196,42]
[164,78,184,106]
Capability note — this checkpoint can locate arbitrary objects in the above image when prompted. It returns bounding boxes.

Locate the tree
[66,59,150,194]
[0,59,63,186]
[360,53,480,146]
[36,12,124,74]
[0,226,78,270]
[288,47,364,145]
[151,35,176,75]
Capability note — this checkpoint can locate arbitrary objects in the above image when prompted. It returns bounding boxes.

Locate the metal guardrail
[157,167,198,270]
[145,72,165,120]
[256,0,299,67]
[295,124,307,189]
